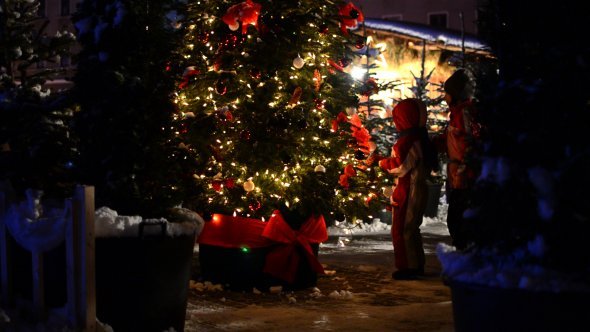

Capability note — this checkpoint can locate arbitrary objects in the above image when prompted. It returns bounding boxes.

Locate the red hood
[393,99,424,131]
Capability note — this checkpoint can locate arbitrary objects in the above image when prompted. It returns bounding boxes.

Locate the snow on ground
[0,197,451,331]
[327,195,449,237]
[321,195,450,253]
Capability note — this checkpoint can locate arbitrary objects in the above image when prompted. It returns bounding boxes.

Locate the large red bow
[222,0,262,34]
[338,2,364,35]
[261,211,327,283]
[198,214,273,248]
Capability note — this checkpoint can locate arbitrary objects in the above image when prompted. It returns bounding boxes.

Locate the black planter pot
[95,222,196,332]
[447,279,590,332]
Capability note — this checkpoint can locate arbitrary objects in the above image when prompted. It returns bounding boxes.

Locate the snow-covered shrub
[438,0,590,290]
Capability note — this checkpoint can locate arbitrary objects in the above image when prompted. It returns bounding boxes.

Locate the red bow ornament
[179,66,200,89]
[338,2,364,35]
[211,177,236,192]
[339,164,357,188]
[261,211,328,284]
[349,114,371,153]
[331,111,348,131]
[222,0,262,34]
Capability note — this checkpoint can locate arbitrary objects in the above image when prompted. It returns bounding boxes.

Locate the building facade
[36,0,81,87]
[352,0,479,35]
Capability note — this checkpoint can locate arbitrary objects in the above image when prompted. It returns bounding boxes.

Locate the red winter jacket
[443,99,478,189]
[379,99,428,207]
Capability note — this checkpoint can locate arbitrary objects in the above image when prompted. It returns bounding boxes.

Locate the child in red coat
[379,98,437,280]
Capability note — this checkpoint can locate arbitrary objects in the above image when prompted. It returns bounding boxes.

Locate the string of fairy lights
[172,1,386,221]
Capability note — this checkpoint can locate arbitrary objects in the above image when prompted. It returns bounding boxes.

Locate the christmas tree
[409,42,446,135]
[173,0,376,223]
[0,0,76,198]
[349,27,403,221]
[71,0,196,217]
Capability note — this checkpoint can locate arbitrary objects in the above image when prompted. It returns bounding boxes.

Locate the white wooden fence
[0,185,96,331]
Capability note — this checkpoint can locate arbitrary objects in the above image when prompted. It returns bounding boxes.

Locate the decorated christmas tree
[348,27,402,221]
[0,0,76,198]
[71,0,196,217]
[409,43,446,135]
[172,0,378,223]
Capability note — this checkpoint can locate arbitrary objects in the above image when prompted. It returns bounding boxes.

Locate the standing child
[437,68,479,250]
[379,98,438,280]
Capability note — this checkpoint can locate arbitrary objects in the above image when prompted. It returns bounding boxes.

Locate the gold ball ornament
[228,22,240,31]
[314,165,326,173]
[243,180,255,192]
[293,55,305,69]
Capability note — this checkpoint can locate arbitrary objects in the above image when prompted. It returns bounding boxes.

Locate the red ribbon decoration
[338,2,364,35]
[222,0,262,34]
[197,211,328,284]
[339,163,357,188]
[349,113,371,153]
[179,67,200,89]
[331,111,348,131]
[197,214,273,248]
[328,59,345,72]
[262,210,328,283]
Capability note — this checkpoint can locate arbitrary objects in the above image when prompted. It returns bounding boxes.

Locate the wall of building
[35,0,81,88]
[352,0,479,35]
[39,0,78,35]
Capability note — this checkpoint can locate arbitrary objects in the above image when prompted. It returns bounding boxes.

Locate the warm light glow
[351,66,366,80]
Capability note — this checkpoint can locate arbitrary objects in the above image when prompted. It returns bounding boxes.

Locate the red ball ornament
[249,200,261,212]
[212,181,223,192]
[215,79,228,95]
[225,178,235,189]
[314,98,325,110]
[240,130,251,141]
[198,31,210,43]
[355,39,365,49]
[250,68,261,79]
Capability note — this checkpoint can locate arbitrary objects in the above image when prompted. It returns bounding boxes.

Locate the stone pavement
[185,232,455,331]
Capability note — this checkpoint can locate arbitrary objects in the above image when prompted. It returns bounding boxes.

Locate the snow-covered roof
[360,18,491,53]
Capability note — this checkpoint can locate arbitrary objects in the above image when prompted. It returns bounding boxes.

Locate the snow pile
[436,241,590,293]
[94,206,204,238]
[4,189,69,252]
[328,217,389,236]
[327,194,450,237]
